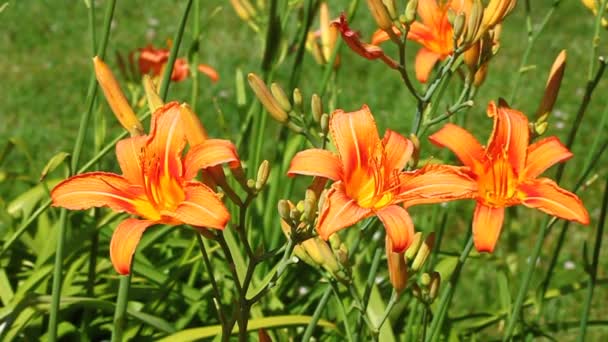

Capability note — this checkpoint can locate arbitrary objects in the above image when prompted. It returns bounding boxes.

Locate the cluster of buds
[230,0,262,31]
[411,271,441,305]
[278,190,349,279]
[532,50,567,137]
[581,0,608,28]
[385,231,439,296]
[452,0,516,49]
[306,2,340,67]
[248,73,329,144]
[462,24,501,86]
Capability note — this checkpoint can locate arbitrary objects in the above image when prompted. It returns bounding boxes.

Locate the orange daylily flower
[306,1,341,67]
[288,105,476,252]
[138,45,219,83]
[429,101,590,252]
[332,14,398,69]
[52,102,240,274]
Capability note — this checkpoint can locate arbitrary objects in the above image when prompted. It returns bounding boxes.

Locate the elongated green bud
[270,83,292,112]
[248,73,288,123]
[255,160,270,190]
[311,93,323,123]
[405,232,423,261]
[412,232,435,271]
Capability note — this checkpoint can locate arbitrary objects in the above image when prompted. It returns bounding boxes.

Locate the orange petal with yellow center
[428,123,485,170]
[376,205,415,252]
[110,218,156,275]
[523,136,572,178]
[184,139,241,180]
[414,48,441,83]
[330,105,380,179]
[472,203,505,253]
[287,149,343,181]
[116,136,147,186]
[398,165,477,207]
[519,178,590,225]
[317,183,372,240]
[197,64,220,83]
[147,102,187,180]
[486,101,529,173]
[51,172,150,216]
[382,129,413,172]
[166,182,230,229]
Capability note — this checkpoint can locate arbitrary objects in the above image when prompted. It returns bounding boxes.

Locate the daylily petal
[147,102,187,180]
[407,22,436,47]
[168,182,230,229]
[317,183,372,240]
[376,205,415,252]
[287,149,343,181]
[197,64,220,83]
[110,218,156,275]
[414,48,441,83]
[524,136,572,178]
[330,105,381,179]
[486,101,529,173]
[171,58,190,82]
[184,139,241,180]
[116,136,146,186]
[382,129,413,171]
[418,0,441,27]
[519,178,590,224]
[139,46,168,75]
[371,26,401,45]
[472,203,505,253]
[399,164,477,207]
[51,172,149,215]
[429,123,485,170]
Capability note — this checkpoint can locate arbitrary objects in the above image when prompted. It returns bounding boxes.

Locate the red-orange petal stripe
[519,178,590,224]
[524,136,573,178]
[330,105,380,179]
[414,48,441,83]
[486,101,530,173]
[167,182,230,229]
[184,139,241,180]
[51,172,143,215]
[472,203,505,253]
[376,205,415,252]
[429,123,485,170]
[382,129,413,172]
[110,218,156,275]
[147,102,187,180]
[317,183,371,240]
[287,149,343,181]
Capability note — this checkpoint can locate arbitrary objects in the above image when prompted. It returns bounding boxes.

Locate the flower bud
[93,56,144,136]
[536,50,566,120]
[384,0,398,19]
[464,0,483,45]
[292,88,303,114]
[473,63,489,86]
[248,73,288,123]
[386,236,408,293]
[411,283,422,299]
[235,68,247,107]
[405,232,423,261]
[329,232,341,250]
[320,113,330,135]
[404,0,418,24]
[428,271,441,302]
[412,232,435,271]
[311,94,323,123]
[452,13,466,42]
[255,160,270,190]
[278,199,292,224]
[143,75,164,113]
[270,83,292,113]
[367,0,393,31]
[230,0,257,21]
[303,189,317,222]
[408,133,420,168]
[464,41,481,71]
[287,121,304,134]
[419,272,431,286]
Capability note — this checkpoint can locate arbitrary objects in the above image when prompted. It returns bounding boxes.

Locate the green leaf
[246,261,280,300]
[0,268,14,305]
[7,179,60,218]
[223,228,247,284]
[367,285,396,342]
[158,315,336,341]
[39,152,70,181]
[497,268,511,313]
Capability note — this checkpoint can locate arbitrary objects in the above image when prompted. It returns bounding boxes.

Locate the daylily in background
[429,101,589,252]
[306,1,341,67]
[138,44,219,83]
[52,102,240,274]
[288,105,475,252]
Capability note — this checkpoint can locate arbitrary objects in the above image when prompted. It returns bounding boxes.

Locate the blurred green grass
[1,0,607,339]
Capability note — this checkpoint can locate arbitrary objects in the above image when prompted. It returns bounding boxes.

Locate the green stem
[329,281,355,342]
[196,232,226,331]
[508,0,560,104]
[355,248,383,338]
[47,209,67,342]
[577,174,608,341]
[111,273,132,342]
[425,235,474,342]
[302,285,332,341]
[190,0,200,111]
[159,0,193,101]
[587,0,608,80]
[71,0,117,172]
[375,290,399,331]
